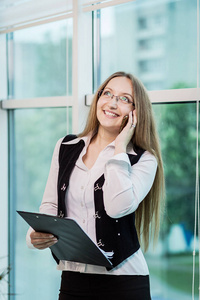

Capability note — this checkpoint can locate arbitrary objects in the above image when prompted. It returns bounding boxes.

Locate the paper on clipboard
[17,211,113,269]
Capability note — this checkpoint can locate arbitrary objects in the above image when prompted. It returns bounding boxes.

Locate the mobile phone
[119,115,129,133]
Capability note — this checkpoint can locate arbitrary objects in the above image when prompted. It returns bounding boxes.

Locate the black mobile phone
[119,115,129,133]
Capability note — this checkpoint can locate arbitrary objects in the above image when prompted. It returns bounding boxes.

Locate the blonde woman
[27,71,165,299]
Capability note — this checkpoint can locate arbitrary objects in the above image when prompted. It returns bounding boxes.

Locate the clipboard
[17,211,113,269]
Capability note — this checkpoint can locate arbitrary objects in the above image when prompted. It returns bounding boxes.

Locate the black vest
[56,135,145,270]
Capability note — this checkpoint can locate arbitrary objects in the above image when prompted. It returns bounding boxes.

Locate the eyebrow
[104,87,134,100]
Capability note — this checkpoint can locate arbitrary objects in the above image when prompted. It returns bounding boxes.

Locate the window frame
[0,0,199,299]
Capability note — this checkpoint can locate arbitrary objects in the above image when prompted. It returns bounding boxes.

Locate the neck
[92,127,117,149]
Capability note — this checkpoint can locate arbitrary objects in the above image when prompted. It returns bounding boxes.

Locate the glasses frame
[98,89,135,107]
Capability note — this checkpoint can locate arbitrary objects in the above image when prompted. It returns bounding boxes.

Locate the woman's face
[96,76,134,135]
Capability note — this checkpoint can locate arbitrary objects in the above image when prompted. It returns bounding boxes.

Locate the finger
[31,232,55,239]
[127,111,133,127]
[128,111,135,129]
[32,238,58,249]
[128,111,137,130]
[133,110,137,126]
[31,235,57,246]
[31,237,58,244]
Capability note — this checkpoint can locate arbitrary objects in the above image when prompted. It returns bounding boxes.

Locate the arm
[103,151,157,218]
[26,138,63,249]
[39,138,63,215]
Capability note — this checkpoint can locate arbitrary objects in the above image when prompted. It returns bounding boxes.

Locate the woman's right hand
[30,231,58,250]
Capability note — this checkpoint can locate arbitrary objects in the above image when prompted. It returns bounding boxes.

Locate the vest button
[118,233,120,236]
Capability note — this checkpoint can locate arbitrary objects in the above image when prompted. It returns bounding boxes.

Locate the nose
[108,95,118,108]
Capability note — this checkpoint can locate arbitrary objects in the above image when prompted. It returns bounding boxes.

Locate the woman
[27,71,165,299]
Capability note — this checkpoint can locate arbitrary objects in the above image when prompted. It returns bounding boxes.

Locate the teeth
[104,111,118,117]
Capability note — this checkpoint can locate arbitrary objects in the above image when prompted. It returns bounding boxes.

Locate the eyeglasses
[98,89,135,106]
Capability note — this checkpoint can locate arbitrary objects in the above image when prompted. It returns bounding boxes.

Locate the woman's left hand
[115,110,137,155]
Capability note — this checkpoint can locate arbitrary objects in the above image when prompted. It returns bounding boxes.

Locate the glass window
[9,108,72,299]
[94,0,197,90]
[138,37,164,51]
[145,102,198,299]
[7,19,73,99]
[138,17,148,30]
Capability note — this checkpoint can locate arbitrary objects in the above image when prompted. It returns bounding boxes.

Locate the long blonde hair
[79,71,165,251]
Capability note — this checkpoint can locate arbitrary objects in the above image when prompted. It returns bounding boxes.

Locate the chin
[100,124,120,135]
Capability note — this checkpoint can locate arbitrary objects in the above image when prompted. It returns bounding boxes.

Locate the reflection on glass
[7,19,73,99]
[9,102,198,299]
[95,0,197,90]
[9,108,71,299]
[145,103,198,299]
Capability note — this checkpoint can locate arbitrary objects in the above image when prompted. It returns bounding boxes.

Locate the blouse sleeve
[103,151,157,218]
[26,138,62,248]
[39,138,63,215]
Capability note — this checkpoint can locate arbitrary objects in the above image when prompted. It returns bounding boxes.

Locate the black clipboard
[17,211,113,269]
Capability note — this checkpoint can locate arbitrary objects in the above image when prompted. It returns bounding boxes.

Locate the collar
[62,132,93,147]
[62,132,137,155]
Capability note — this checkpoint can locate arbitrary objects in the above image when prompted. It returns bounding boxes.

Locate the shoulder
[140,150,157,164]
[51,135,79,158]
[55,135,82,151]
[61,134,78,144]
[132,150,158,175]
[127,144,157,166]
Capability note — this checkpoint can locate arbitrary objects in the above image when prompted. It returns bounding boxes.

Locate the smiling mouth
[104,110,119,117]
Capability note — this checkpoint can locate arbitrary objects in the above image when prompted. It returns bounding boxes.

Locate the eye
[119,96,130,103]
[103,90,112,97]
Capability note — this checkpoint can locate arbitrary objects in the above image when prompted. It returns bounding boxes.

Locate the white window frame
[85,88,200,106]
[0,33,9,300]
